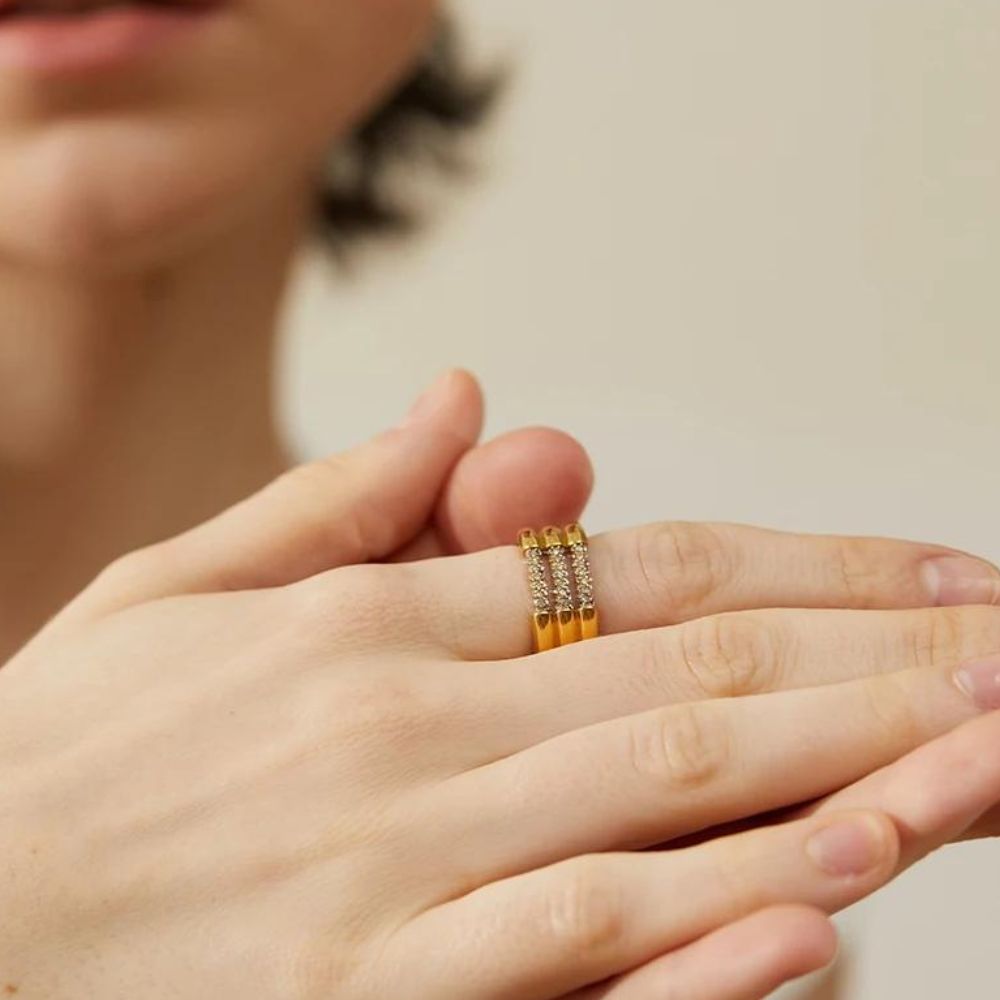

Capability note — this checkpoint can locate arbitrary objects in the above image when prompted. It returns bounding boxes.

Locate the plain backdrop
[281,2,1000,996]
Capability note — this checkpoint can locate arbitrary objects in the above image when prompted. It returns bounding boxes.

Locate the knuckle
[279,457,394,560]
[89,541,176,595]
[628,703,729,792]
[907,607,1000,670]
[950,606,1000,660]
[676,613,779,698]
[908,608,965,669]
[832,537,881,608]
[633,521,731,618]
[544,857,626,957]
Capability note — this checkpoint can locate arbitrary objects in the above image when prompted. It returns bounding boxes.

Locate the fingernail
[922,555,1000,607]
[954,655,1000,711]
[806,815,890,877]
[398,371,457,429]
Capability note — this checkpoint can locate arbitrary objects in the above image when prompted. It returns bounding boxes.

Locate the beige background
[281,2,1000,996]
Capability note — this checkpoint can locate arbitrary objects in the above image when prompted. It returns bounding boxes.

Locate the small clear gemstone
[545,543,575,613]
[524,546,552,613]
[570,540,596,610]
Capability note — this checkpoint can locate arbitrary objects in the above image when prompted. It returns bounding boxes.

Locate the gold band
[519,529,557,652]
[541,526,582,646]
[520,523,600,652]
[566,522,600,640]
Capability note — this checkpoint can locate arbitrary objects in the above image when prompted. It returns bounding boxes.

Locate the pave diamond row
[544,531,575,614]
[524,544,551,615]
[570,540,595,611]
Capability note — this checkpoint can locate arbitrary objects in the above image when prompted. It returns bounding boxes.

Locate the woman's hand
[385,369,593,562]
[587,708,1000,998]
[0,369,594,665]
[3,458,999,997]
[200,367,594,585]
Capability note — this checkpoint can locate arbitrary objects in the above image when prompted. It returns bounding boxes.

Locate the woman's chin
[0,126,290,273]
[0,194,198,274]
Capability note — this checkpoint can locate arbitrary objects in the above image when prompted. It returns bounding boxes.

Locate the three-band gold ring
[519,523,600,653]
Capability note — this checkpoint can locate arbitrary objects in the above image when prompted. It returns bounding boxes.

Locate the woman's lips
[0,1,222,75]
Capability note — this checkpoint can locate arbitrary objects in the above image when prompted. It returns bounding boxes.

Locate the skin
[0,0,593,657]
[0,0,998,996]
[0,0,441,268]
[6,457,1000,997]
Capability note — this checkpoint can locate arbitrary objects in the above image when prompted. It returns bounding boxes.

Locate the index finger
[806,709,1000,865]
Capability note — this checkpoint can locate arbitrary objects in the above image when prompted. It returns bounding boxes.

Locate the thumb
[62,369,482,623]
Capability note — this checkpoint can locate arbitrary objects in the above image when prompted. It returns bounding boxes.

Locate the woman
[1,2,999,997]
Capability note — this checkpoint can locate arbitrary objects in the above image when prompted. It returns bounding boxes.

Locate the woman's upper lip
[0,0,218,12]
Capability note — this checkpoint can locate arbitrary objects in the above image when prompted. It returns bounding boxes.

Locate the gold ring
[519,523,600,652]
[566,522,600,641]
[519,529,557,652]
[541,526,582,647]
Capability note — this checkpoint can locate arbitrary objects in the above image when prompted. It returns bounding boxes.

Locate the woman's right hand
[3,485,1000,999]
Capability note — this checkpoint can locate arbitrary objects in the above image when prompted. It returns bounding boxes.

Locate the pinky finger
[573,906,838,1000]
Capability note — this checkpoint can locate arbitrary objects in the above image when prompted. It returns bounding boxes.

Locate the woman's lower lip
[0,4,219,75]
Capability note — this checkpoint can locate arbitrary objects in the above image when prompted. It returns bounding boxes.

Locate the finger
[572,906,837,1000]
[482,605,1000,737]
[415,521,1000,660]
[432,657,986,881]
[59,369,483,624]
[392,427,593,561]
[389,810,896,1000]
[807,707,1000,861]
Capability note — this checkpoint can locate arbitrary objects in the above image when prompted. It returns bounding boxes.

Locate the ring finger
[414,521,1000,660]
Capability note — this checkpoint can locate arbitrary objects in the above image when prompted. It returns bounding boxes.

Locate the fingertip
[857,809,903,875]
[823,712,1000,862]
[806,809,901,882]
[436,426,594,552]
[447,368,486,422]
[510,426,595,521]
[758,905,840,978]
[615,905,840,1000]
[399,369,484,445]
[531,426,596,499]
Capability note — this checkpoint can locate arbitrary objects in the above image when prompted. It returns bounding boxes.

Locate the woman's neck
[0,197,306,658]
